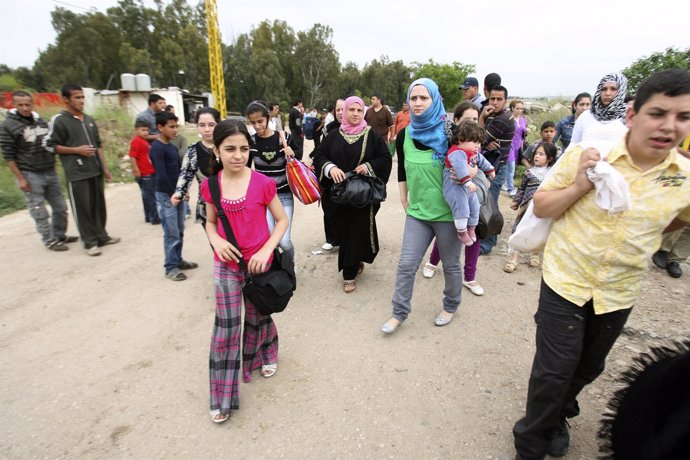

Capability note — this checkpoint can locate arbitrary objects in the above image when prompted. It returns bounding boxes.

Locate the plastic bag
[508,201,553,252]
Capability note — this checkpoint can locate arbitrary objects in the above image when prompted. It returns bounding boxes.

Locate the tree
[32,7,124,90]
[411,60,475,110]
[292,24,340,109]
[27,1,209,92]
[623,47,690,94]
[223,34,254,112]
[359,56,411,109]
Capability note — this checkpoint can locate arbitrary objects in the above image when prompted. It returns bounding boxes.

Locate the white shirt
[569,110,628,156]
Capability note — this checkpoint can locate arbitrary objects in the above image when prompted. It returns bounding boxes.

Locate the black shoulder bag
[331,127,387,208]
[208,175,296,315]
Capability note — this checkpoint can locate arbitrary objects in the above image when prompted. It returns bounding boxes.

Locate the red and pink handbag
[286,157,321,205]
[279,131,321,205]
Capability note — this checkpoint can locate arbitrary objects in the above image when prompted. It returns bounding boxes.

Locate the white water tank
[121,73,136,91]
[135,74,151,92]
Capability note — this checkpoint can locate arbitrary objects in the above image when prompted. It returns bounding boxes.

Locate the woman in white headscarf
[570,72,628,154]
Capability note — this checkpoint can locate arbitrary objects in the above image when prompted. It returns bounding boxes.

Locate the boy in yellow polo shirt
[513,69,690,460]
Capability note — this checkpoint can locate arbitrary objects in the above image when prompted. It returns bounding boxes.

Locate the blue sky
[2,0,689,97]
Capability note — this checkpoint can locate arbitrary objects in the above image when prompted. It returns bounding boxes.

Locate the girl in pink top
[200,120,288,424]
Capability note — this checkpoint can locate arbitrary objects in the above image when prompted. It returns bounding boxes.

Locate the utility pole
[205,0,227,118]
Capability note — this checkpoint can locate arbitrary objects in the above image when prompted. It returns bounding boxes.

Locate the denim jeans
[480,162,507,254]
[156,191,185,273]
[504,160,516,194]
[266,193,295,261]
[22,170,68,246]
[513,279,631,459]
[136,175,158,223]
[391,215,462,322]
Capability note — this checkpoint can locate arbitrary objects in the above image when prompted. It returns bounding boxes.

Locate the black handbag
[331,172,387,208]
[476,185,504,239]
[209,175,296,315]
[330,127,387,208]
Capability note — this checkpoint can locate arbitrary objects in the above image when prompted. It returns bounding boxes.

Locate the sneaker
[321,242,334,251]
[548,418,570,457]
[85,246,102,256]
[457,229,473,246]
[178,260,199,270]
[47,240,69,252]
[463,280,485,296]
[165,269,187,281]
[422,262,437,279]
[151,220,161,225]
[58,235,79,244]
[99,236,121,246]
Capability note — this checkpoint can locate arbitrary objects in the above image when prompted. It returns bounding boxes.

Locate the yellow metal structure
[205,0,227,118]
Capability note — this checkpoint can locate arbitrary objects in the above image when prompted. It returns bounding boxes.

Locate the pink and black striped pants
[209,260,279,415]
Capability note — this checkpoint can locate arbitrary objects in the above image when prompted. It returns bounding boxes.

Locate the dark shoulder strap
[357,126,371,166]
[208,174,248,271]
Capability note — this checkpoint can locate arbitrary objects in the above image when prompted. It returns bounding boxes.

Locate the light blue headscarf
[407,78,447,161]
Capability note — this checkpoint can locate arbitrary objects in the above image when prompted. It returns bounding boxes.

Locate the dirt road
[1,155,688,459]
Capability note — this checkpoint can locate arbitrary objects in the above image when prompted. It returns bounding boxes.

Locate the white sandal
[210,409,229,424]
[463,280,485,296]
[261,363,277,378]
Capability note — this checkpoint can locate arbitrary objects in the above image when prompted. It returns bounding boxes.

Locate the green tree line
[0,0,473,111]
[3,0,686,112]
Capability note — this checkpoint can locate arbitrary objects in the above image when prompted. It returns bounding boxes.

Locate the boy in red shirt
[129,120,160,224]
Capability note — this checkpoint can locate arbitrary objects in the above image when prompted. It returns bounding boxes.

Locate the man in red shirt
[393,102,411,141]
[129,119,160,224]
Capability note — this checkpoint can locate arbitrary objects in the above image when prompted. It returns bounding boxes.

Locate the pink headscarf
[340,96,368,135]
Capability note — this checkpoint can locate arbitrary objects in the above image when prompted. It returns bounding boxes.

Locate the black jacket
[0,110,55,172]
[288,107,303,136]
[45,110,103,181]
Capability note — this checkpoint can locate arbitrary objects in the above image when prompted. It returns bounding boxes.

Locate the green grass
[525,108,571,144]
[93,106,135,183]
[0,162,26,217]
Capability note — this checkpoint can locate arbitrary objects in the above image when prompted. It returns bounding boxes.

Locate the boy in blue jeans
[149,111,197,281]
[129,120,159,225]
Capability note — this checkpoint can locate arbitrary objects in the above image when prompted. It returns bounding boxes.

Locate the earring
[215,156,221,163]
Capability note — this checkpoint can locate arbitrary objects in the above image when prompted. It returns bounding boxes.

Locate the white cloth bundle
[584,141,631,213]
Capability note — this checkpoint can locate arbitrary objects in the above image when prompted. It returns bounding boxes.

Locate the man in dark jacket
[479,84,515,254]
[288,99,304,160]
[45,83,119,256]
[0,91,77,251]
